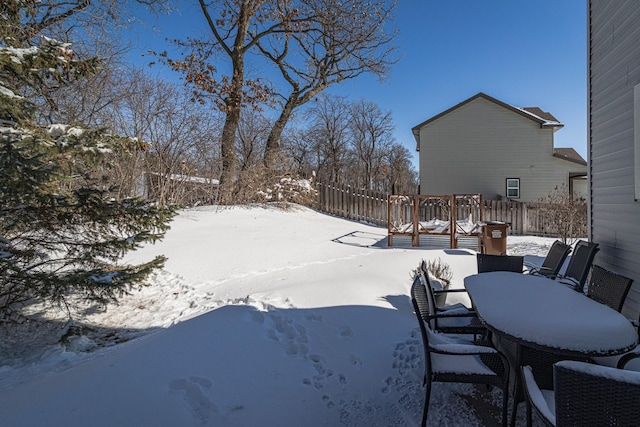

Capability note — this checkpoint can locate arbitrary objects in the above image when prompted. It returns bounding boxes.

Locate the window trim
[506,178,520,199]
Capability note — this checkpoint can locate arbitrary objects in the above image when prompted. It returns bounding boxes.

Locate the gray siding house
[589,0,640,318]
[412,93,587,202]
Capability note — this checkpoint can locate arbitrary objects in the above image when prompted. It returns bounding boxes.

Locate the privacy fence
[316,182,388,227]
[315,181,580,237]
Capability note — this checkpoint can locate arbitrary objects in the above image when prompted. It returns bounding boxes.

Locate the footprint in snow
[339,325,354,338]
[348,353,362,367]
[169,376,218,422]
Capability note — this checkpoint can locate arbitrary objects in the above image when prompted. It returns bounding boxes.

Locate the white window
[506,178,520,198]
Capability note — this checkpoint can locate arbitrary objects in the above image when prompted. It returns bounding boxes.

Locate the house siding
[418,96,585,202]
[589,0,640,319]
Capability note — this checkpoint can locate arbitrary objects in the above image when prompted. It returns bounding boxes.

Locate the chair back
[554,360,640,426]
[563,240,600,291]
[539,240,571,277]
[410,276,433,377]
[420,259,428,277]
[416,268,439,330]
[477,254,524,273]
[411,274,431,325]
[587,264,633,312]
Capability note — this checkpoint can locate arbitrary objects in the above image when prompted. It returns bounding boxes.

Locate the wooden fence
[315,182,581,237]
[316,182,388,226]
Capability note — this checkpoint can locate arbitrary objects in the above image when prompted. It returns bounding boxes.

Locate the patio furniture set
[410,240,640,426]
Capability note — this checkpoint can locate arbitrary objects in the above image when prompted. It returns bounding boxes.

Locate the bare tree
[285,95,414,194]
[159,0,308,202]
[259,0,399,169]
[236,109,270,172]
[99,69,222,205]
[349,99,394,190]
[232,108,273,203]
[158,0,398,201]
[536,185,587,244]
[305,95,352,184]
[281,126,315,178]
[384,143,418,194]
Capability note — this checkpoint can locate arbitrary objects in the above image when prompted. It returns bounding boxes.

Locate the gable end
[413,92,564,150]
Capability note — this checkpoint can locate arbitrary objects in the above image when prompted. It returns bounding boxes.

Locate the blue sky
[130,1,587,168]
[326,0,588,165]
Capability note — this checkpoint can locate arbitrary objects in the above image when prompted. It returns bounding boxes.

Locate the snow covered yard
[0,204,555,426]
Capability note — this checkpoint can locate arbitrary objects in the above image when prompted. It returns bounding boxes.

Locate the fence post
[450,195,456,249]
[412,195,418,246]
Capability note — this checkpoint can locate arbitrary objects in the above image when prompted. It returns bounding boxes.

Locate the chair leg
[502,386,509,427]
[422,380,431,427]
[510,365,523,427]
[526,401,532,427]
[510,400,518,427]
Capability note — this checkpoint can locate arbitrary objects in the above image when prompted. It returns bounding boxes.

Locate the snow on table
[464,272,638,356]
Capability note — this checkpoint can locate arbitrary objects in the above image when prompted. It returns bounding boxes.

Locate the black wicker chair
[525,240,571,278]
[411,278,510,427]
[586,264,633,312]
[506,342,586,427]
[592,311,640,371]
[521,364,555,426]
[593,346,640,371]
[616,349,640,370]
[419,259,470,310]
[413,270,486,336]
[615,312,640,370]
[523,360,640,426]
[477,254,524,273]
[556,240,600,292]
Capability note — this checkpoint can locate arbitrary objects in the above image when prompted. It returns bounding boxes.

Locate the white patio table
[464,271,637,356]
[464,271,638,426]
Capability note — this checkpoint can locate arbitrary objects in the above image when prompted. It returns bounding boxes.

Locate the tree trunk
[263,96,297,170]
[206,0,257,204]
[219,101,240,204]
[218,36,249,203]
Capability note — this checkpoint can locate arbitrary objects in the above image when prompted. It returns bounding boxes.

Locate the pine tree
[0,10,176,319]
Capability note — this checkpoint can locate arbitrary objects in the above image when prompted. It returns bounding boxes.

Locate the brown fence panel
[481,200,584,236]
[483,200,522,234]
[317,183,580,238]
[316,182,387,226]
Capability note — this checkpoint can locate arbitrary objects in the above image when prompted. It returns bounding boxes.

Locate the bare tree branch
[158,0,319,203]
[260,0,399,168]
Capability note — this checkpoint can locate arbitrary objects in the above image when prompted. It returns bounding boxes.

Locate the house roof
[520,107,560,123]
[553,148,587,166]
[412,92,565,150]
